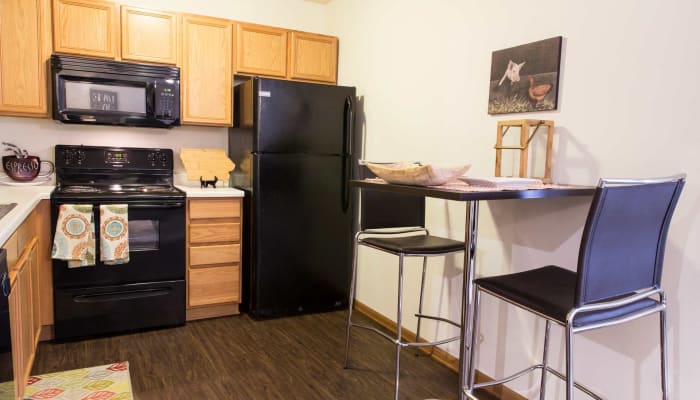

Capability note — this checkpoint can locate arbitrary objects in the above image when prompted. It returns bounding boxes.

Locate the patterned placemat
[24,362,133,400]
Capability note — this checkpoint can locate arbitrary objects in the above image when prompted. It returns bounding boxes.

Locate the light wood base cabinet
[186,198,242,320]
[2,202,49,399]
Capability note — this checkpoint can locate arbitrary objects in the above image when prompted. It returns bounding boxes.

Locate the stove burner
[59,185,102,193]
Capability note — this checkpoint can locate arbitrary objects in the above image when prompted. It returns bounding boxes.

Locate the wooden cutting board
[180,148,236,181]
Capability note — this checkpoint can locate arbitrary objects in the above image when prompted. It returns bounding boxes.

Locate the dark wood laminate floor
[33,311,497,400]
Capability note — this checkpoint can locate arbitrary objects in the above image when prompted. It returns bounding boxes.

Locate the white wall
[328,0,700,399]
[0,0,334,182]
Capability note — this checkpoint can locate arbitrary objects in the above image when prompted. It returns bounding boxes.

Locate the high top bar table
[349,179,595,399]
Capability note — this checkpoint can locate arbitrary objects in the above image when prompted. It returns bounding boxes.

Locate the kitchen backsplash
[0,117,229,182]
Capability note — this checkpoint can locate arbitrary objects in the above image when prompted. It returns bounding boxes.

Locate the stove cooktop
[56,184,182,194]
[52,145,184,202]
[52,185,185,202]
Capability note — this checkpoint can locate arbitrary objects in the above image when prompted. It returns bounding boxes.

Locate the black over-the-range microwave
[51,54,180,128]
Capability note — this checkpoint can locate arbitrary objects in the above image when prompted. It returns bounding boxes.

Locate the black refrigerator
[228,77,356,319]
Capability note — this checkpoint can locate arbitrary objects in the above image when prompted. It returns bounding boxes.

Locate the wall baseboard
[354,301,526,400]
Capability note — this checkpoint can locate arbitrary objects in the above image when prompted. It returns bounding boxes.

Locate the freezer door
[250,153,352,318]
[255,78,355,155]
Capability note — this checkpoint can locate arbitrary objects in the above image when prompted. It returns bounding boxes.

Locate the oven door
[52,199,185,289]
[52,199,185,340]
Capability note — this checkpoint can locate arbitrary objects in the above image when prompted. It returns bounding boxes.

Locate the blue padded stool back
[575,179,685,307]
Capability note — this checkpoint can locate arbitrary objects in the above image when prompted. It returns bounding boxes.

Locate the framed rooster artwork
[488,36,562,114]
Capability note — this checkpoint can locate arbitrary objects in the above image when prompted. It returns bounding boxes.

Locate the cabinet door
[235,23,287,78]
[0,0,51,117]
[35,200,54,327]
[8,277,23,398]
[53,0,118,59]
[180,14,233,126]
[121,6,177,65]
[9,248,33,398]
[30,244,41,343]
[288,31,338,83]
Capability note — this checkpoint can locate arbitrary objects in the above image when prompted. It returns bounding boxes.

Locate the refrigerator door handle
[342,95,354,212]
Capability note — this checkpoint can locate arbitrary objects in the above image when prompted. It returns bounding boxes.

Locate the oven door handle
[126,202,184,209]
[73,288,171,303]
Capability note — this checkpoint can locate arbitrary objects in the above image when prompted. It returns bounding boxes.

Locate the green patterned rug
[24,362,133,400]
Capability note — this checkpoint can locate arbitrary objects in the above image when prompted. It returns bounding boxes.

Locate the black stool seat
[475,265,661,328]
[362,235,465,254]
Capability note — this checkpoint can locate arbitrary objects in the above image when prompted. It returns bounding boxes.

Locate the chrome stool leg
[565,323,575,400]
[415,256,428,356]
[539,320,551,400]
[467,285,482,390]
[344,235,360,368]
[660,293,669,400]
[394,254,405,400]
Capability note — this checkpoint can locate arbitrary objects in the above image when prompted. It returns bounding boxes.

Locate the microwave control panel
[154,80,180,120]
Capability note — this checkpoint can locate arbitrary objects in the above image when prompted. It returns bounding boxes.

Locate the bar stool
[344,161,465,400]
[465,174,685,400]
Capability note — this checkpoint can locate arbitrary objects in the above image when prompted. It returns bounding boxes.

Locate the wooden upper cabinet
[288,31,338,83]
[53,0,118,59]
[0,0,52,117]
[121,6,178,65]
[235,23,287,78]
[180,14,233,126]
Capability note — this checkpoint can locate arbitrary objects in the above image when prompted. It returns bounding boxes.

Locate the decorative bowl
[366,162,471,186]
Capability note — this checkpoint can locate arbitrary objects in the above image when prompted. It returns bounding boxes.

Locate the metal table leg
[458,201,479,399]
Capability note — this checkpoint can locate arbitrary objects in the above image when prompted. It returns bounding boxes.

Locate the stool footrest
[414,313,461,328]
[349,322,460,348]
[467,364,602,400]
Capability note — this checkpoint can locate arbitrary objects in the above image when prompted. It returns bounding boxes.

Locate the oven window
[129,220,159,252]
[64,81,146,114]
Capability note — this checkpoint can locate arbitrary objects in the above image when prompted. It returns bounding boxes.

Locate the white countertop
[176,185,245,198]
[0,185,54,246]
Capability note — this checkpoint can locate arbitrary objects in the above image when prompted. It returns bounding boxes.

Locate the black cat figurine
[200,176,218,189]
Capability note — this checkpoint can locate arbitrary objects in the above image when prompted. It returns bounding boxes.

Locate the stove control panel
[56,145,173,171]
[147,151,169,167]
[60,148,87,166]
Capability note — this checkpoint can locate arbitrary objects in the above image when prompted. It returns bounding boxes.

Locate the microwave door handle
[146,82,156,116]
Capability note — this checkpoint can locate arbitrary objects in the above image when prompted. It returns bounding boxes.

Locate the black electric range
[51,145,186,341]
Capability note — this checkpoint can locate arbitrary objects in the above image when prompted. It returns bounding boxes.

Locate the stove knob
[63,150,74,165]
[76,150,86,165]
[146,152,155,166]
[156,152,168,166]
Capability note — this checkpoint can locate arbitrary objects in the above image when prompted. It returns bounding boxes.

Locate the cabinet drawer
[190,244,240,266]
[189,223,240,244]
[188,265,240,307]
[189,199,240,219]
